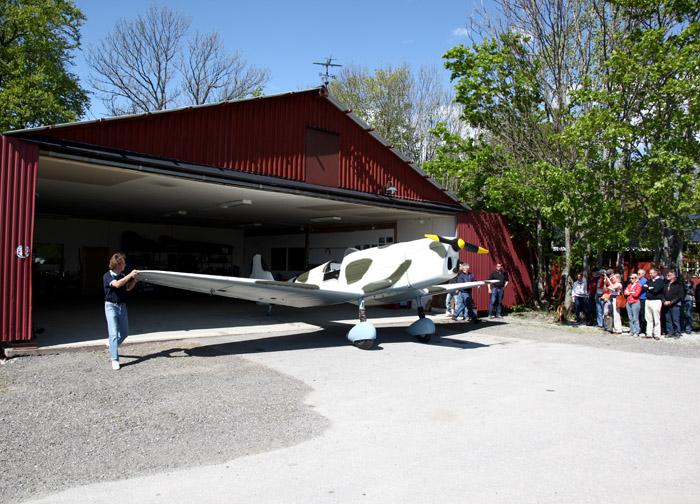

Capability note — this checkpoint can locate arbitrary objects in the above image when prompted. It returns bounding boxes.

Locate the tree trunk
[661,221,672,268]
[616,250,624,275]
[535,215,548,309]
[563,225,573,311]
[583,242,591,280]
[527,238,540,309]
[675,234,684,271]
[596,248,604,269]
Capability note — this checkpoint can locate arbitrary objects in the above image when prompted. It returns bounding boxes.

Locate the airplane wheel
[353,339,375,350]
[416,334,432,343]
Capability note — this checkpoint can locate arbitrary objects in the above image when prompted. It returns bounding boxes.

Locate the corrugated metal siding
[23,91,454,205]
[1,136,38,343]
[458,211,532,311]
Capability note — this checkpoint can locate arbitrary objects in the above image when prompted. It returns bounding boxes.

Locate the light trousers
[645,299,662,338]
[611,300,622,333]
[105,302,129,361]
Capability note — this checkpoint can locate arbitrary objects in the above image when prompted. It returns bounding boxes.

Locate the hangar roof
[8,88,465,212]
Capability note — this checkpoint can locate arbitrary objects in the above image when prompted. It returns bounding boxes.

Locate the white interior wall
[396,215,457,241]
[34,216,244,272]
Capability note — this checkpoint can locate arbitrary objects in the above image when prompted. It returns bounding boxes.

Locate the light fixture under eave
[385,182,398,196]
[310,216,342,223]
[219,199,252,209]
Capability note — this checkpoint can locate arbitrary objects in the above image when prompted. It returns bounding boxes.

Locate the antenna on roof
[313,56,342,87]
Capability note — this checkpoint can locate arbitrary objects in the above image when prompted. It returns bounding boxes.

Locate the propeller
[425,234,489,254]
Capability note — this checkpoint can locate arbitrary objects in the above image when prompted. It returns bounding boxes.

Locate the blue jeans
[488,287,504,316]
[626,301,641,335]
[682,300,693,333]
[664,303,681,335]
[454,292,477,320]
[595,297,605,327]
[105,302,129,361]
[445,292,454,313]
[574,296,588,323]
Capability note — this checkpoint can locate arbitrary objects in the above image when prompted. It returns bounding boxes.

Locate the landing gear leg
[407,296,436,343]
[347,298,376,350]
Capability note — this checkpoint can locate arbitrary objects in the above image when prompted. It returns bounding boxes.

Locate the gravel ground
[0,342,328,504]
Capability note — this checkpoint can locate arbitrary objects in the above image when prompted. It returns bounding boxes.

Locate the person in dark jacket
[452,262,479,322]
[695,281,700,331]
[663,270,684,337]
[681,272,694,334]
[643,268,665,339]
[487,263,509,318]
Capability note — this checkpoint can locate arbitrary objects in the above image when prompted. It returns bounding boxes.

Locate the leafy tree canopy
[0,0,88,131]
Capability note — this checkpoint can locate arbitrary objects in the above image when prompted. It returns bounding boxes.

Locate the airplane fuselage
[292,237,460,304]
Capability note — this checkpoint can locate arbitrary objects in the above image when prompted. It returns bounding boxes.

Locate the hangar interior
[33,153,457,305]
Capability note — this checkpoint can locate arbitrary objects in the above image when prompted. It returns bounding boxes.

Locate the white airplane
[136,234,495,350]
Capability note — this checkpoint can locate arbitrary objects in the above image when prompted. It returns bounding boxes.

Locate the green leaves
[434,0,699,272]
[444,33,543,132]
[0,0,88,131]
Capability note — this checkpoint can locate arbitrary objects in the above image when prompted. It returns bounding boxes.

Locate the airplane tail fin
[250,254,274,280]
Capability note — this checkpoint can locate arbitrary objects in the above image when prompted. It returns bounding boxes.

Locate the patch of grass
[509,304,533,314]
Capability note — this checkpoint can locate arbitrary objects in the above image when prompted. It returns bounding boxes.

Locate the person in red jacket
[624,273,643,336]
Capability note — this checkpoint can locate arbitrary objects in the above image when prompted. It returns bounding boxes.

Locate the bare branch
[87,5,189,115]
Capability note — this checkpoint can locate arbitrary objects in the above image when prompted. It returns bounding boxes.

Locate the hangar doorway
[32,154,457,347]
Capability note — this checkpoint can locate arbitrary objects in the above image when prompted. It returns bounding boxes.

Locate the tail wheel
[416,334,432,343]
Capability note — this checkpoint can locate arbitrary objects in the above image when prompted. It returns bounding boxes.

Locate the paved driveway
[4,315,700,504]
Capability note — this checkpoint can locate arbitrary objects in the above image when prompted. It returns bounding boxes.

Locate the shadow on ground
[117,320,496,368]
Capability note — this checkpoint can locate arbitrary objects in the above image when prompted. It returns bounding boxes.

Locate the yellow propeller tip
[477,247,489,254]
[424,234,439,241]
[457,238,465,250]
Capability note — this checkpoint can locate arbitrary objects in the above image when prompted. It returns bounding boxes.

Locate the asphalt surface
[3,313,700,504]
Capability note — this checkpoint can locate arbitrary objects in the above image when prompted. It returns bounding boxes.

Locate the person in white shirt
[572,272,589,324]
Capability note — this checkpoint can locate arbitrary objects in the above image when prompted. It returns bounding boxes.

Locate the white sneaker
[111,360,120,370]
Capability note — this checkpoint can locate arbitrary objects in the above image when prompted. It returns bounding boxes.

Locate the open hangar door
[31,154,456,346]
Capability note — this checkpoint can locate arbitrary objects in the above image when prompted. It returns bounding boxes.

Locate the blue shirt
[456,271,475,294]
[638,277,647,300]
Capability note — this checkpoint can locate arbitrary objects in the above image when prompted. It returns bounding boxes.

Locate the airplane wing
[422,279,500,296]
[136,270,360,308]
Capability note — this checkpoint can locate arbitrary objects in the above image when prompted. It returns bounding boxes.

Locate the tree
[87,4,270,115]
[430,30,564,307]
[180,32,269,105]
[570,0,700,268]
[0,0,88,131]
[432,0,700,311]
[328,64,460,165]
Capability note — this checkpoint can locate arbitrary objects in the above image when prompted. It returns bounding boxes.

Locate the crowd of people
[572,268,700,339]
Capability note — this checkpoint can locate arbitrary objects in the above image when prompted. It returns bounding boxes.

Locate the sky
[72,0,491,119]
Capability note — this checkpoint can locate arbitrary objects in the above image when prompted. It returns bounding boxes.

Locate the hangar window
[305,127,339,187]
